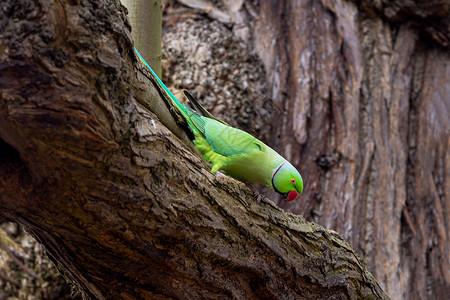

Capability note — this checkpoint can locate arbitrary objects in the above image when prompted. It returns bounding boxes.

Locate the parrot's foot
[246,184,264,203]
[255,193,264,203]
[215,171,226,177]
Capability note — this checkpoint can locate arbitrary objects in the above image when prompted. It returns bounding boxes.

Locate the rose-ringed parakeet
[134,48,303,201]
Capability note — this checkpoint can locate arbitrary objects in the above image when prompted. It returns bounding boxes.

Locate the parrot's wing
[185,102,261,157]
[203,118,262,157]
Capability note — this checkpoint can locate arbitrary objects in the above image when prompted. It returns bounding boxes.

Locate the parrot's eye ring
[291,178,296,184]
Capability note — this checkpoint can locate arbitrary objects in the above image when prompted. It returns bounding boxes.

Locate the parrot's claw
[256,193,264,203]
[247,185,263,203]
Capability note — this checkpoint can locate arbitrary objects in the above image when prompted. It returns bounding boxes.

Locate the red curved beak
[287,190,299,201]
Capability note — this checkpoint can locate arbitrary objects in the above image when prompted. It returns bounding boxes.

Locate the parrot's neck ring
[271,161,286,194]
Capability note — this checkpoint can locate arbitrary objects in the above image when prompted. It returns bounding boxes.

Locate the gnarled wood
[215,1,448,299]
[0,0,386,299]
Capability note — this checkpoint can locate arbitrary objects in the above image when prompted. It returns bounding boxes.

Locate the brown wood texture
[0,0,387,299]
[228,1,448,299]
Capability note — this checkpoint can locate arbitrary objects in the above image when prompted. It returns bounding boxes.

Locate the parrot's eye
[291,178,296,184]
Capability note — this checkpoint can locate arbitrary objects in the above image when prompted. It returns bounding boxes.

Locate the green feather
[134,47,303,201]
[134,48,190,120]
[203,119,261,157]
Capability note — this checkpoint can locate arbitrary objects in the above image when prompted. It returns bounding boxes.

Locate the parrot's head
[272,161,303,201]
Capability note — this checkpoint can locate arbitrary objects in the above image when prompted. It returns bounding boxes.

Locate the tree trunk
[0,0,386,299]
[122,0,163,77]
[222,1,449,299]
[163,1,449,299]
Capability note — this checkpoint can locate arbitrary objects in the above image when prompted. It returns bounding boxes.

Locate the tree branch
[0,0,387,298]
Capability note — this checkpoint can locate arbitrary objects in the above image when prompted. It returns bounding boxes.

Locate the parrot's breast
[221,150,282,187]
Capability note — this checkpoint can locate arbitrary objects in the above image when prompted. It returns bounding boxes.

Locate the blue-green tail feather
[134,48,226,139]
[134,47,189,120]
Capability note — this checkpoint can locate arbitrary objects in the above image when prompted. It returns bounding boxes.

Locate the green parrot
[134,48,303,201]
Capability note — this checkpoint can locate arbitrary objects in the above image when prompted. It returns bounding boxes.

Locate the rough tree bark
[170,1,449,299]
[0,0,386,299]
[207,1,448,299]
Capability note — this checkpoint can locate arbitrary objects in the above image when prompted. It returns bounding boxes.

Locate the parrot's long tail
[134,47,190,120]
